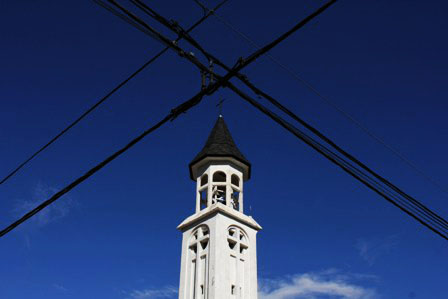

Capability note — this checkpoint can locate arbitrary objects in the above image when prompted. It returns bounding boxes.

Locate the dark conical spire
[189,116,251,180]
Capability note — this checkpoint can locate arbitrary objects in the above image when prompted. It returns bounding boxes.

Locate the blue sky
[1,0,447,298]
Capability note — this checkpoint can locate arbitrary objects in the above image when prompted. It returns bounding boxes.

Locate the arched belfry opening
[178,116,261,299]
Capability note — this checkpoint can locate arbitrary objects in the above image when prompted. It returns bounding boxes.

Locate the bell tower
[178,116,261,299]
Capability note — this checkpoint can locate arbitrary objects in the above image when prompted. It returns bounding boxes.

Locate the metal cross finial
[216,98,226,117]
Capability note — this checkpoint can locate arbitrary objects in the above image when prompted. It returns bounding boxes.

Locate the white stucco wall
[178,203,261,299]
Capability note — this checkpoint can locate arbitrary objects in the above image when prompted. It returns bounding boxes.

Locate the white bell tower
[178,116,261,299]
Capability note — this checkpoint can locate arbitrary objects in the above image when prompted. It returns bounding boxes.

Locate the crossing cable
[128,1,448,231]
[0,0,229,187]
[194,0,448,197]
[93,0,167,44]
[227,84,448,241]
[129,0,213,62]
[106,0,337,83]
[0,1,326,237]
[119,1,448,237]
[0,67,229,238]
[146,2,448,236]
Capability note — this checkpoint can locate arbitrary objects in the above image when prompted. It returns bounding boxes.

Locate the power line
[133,0,448,231]
[106,0,338,94]
[129,0,214,62]
[227,83,448,240]
[93,0,167,44]
[0,0,229,187]
[0,115,169,237]
[126,1,448,239]
[0,0,326,237]
[194,0,448,197]
[107,0,224,83]
[0,55,158,187]
[0,66,224,238]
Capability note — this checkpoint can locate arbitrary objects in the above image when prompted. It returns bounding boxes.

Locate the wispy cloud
[126,286,177,299]
[53,283,68,292]
[13,183,75,228]
[124,270,377,299]
[356,235,399,266]
[259,270,378,299]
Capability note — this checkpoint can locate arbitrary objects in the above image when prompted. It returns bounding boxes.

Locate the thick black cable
[94,0,166,43]
[274,119,448,235]
[0,115,170,237]
[240,0,337,67]
[1,0,310,236]
[108,0,226,76]
[221,55,448,234]
[130,1,448,237]
[196,0,448,198]
[234,93,448,235]
[118,2,448,232]
[245,83,448,230]
[107,0,337,84]
[84,0,448,240]
[133,1,448,231]
[0,0,228,187]
[226,83,448,241]
[0,55,161,187]
[130,0,214,62]
[0,60,236,238]
[193,5,448,228]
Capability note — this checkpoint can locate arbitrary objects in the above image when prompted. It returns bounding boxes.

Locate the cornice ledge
[177,203,262,231]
